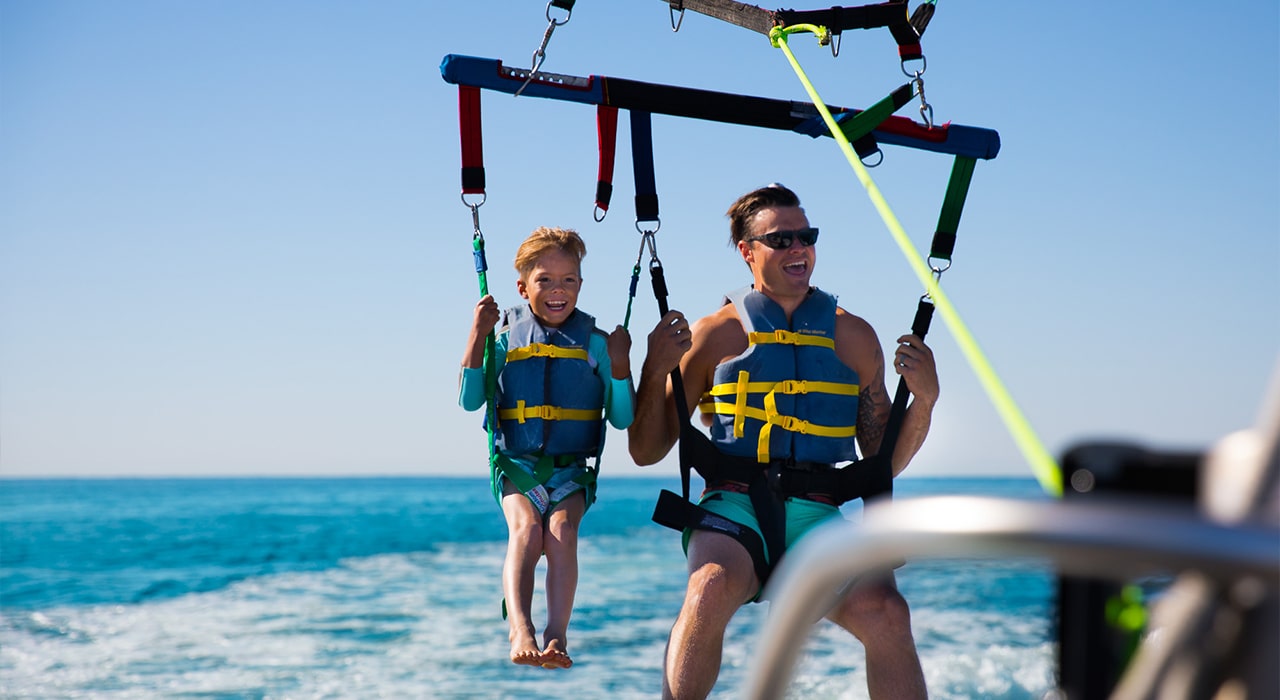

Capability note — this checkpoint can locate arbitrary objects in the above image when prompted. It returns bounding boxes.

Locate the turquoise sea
[1,476,1055,699]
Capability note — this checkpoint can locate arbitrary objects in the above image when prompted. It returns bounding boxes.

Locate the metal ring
[593,205,608,223]
[634,218,661,235]
[545,1,572,25]
[460,192,486,208]
[900,55,927,78]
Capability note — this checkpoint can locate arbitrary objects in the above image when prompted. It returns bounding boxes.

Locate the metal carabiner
[463,196,486,241]
[910,70,934,129]
[634,226,661,268]
[515,1,573,98]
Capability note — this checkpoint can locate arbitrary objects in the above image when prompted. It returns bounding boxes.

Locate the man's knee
[685,560,754,617]
[832,581,913,640]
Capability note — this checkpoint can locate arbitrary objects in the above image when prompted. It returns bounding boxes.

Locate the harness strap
[458,86,485,195]
[652,488,774,586]
[594,105,619,219]
[493,453,593,515]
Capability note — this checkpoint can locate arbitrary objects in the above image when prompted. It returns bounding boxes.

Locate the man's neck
[753,283,811,323]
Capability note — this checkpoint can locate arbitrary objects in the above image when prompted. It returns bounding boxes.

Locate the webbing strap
[929,156,976,264]
[698,400,857,438]
[459,86,484,195]
[747,330,835,349]
[499,402,603,423]
[630,110,660,222]
[595,106,619,217]
[757,390,857,462]
[875,297,934,499]
[505,343,589,362]
[702,379,860,398]
[830,82,914,160]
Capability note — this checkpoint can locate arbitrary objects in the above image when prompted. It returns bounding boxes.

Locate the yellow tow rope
[770,24,1063,497]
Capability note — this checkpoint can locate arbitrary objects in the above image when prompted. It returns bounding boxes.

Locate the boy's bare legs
[500,484,545,666]
[540,491,585,669]
[662,530,758,699]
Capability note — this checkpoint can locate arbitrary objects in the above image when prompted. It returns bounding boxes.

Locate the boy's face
[516,248,582,328]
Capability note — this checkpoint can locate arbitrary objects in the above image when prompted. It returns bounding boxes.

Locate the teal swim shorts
[682,489,841,565]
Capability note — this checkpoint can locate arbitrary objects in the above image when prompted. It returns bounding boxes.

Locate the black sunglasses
[745,227,819,250]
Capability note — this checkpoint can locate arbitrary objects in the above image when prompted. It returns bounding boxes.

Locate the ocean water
[1,476,1055,699]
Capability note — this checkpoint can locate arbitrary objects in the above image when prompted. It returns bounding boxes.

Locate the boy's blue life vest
[495,304,606,458]
[700,286,861,464]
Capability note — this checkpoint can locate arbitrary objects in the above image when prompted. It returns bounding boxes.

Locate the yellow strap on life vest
[698,389,857,462]
[757,387,857,462]
[747,329,835,350]
[505,343,589,363]
[498,399,603,424]
[701,378,859,400]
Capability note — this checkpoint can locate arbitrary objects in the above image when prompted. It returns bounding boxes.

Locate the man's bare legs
[662,534,926,699]
[662,530,759,699]
[828,574,927,699]
[500,485,544,666]
[541,492,585,669]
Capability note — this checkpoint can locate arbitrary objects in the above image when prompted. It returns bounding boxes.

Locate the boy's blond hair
[513,226,587,278]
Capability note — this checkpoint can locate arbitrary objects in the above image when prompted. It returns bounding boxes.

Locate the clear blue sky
[2,1,1277,480]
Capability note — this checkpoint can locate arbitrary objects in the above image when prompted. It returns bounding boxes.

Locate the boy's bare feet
[540,638,572,669]
[510,627,542,666]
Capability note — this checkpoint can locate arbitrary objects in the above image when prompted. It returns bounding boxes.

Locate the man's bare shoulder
[834,306,878,342]
[694,302,742,334]
[689,303,748,363]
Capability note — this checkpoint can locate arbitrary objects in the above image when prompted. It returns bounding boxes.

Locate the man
[629,184,937,699]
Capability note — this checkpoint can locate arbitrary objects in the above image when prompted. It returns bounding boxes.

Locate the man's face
[738,205,815,297]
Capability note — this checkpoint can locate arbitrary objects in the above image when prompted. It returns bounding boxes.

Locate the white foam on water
[2,535,1056,699]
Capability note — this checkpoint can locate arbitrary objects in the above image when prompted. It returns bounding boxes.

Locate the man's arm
[628,310,692,466]
[838,311,938,475]
[884,333,938,475]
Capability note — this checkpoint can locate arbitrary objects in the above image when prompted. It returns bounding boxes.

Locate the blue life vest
[495,305,606,458]
[700,286,861,464]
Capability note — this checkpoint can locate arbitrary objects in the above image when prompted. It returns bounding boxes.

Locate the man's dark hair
[725,183,802,244]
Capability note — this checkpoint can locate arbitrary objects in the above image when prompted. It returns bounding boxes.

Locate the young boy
[458,226,634,669]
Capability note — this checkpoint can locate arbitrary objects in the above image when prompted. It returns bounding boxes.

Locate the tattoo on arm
[858,358,888,456]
